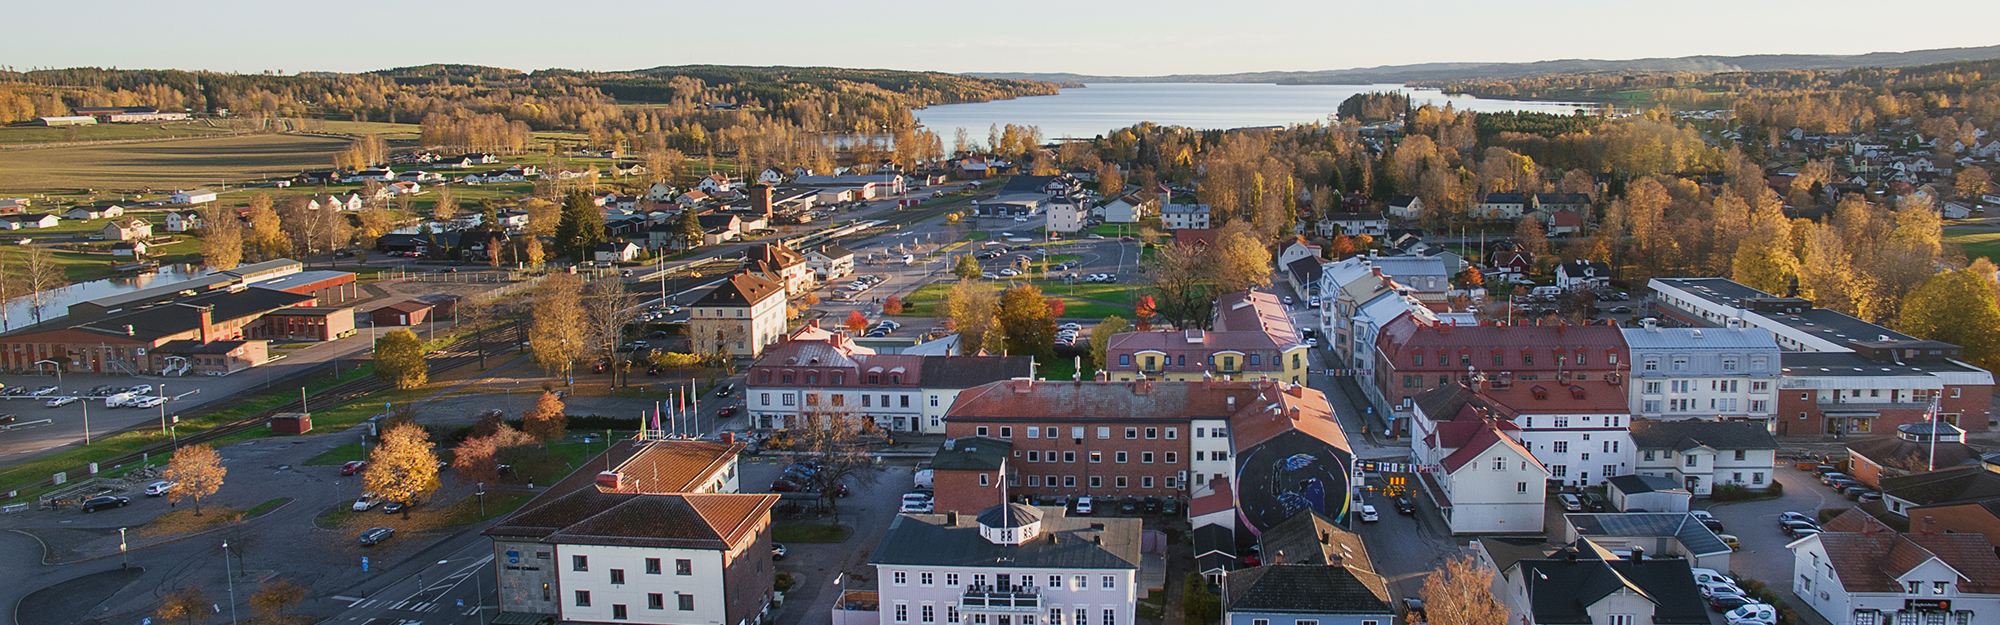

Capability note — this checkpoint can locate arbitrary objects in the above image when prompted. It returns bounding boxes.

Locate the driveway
[1700,467,1847,625]
[739,455,915,625]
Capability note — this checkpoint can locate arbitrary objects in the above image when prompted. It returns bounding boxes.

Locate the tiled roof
[695,271,782,307]
[1228,383,1346,451]
[1441,422,1539,473]
[1259,510,1371,569]
[1189,478,1235,517]
[1629,419,1779,451]
[748,242,806,268]
[918,356,1031,390]
[1214,290,1299,342]
[1847,435,1982,472]
[1519,542,1709,625]
[1224,564,1391,615]
[26,288,313,342]
[1816,529,2000,594]
[1881,465,2000,508]
[870,510,1141,569]
[600,440,746,494]
[946,379,1275,423]
[545,492,777,550]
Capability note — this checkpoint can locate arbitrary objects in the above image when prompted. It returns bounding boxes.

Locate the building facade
[866,507,1141,625]
[691,272,787,359]
[1622,321,1781,421]
[1628,419,1779,495]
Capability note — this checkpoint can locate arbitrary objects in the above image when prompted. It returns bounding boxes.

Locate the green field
[892,279,1139,320]
[0,133,357,193]
[1946,228,2000,264]
[0,121,237,145]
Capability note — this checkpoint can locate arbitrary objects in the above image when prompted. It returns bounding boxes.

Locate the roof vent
[1226,396,1236,409]
[1690,329,1703,339]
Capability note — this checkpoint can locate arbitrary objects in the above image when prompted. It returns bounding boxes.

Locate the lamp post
[222,540,239,625]
[32,359,61,388]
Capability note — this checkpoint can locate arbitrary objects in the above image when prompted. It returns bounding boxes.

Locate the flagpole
[1929,395,1941,472]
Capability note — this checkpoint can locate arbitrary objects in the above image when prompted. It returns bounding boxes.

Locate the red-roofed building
[1408,384,1549,534]
[1790,509,2000,625]
[1410,378,1633,488]
[1375,316,1629,430]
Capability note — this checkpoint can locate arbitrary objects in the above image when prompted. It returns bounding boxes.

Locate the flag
[1925,395,1942,422]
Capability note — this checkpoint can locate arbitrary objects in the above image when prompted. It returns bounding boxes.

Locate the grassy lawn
[0,122,236,145]
[0,134,357,193]
[1035,281,1145,305]
[318,490,535,532]
[773,523,854,543]
[1945,228,2000,264]
[306,442,365,466]
[891,280,1129,320]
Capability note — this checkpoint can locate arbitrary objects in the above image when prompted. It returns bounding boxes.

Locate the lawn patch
[139,505,246,537]
[306,443,365,466]
[773,523,854,543]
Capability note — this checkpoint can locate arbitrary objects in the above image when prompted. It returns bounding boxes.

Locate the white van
[1530,286,1562,298]
[901,254,917,265]
[103,391,138,408]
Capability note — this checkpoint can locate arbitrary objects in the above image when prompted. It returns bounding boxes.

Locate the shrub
[775,572,796,593]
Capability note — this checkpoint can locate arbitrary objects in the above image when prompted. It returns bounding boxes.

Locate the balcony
[960,585,1041,613]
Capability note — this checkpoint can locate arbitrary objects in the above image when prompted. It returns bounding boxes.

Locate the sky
[5,0,1998,77]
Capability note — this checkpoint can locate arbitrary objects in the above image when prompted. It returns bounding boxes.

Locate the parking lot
[1701,466,1861,625]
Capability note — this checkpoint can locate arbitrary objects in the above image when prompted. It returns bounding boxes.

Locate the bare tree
[583,277,639,386]
[529,273,588,383]
[20,247,68,326]
[791,407,886,522]
[1418,555,1507,625]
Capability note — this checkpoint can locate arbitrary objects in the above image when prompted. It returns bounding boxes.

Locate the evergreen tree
[552,191,607,261]
[1371,153,1400,202]
[678,208,704,249]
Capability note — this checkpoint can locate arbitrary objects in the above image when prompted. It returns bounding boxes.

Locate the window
[1064,451,1077,463]
[1090,476,1102,487]
[761,392,771,406]
[922,572,934,586]
[863,395,872,407]
[645,558,662,574]
[678,594,695,611]
[1414,353,1425,366]
[1028,428,1039,439]
[1552,465,1567,477]
[979,473,990,486]
[1065,476,1077,487]
[610,569,625,585]
[1104,609,1116,625]
[1050,609,1064,625]
[1553,441,1568,453]
[1753,472,1765,484]
[1090,452,1102,463]
[1644,382,1661,394]
[1553,416,1570,428]
[1141,452,1154,463]
[648,593,664,610]
[1028,475,1040,486]
[1141,476,1154,488]
[1493,457,1506,470]
[931,395,940,407]
[573,555,589,571]
[1119,354,1130,366]
[923,605,936,623]
[1001,427,1013,438]
[896,603,909,622]
[895,571,908,585]
[1145,427,1158,439]
[1734,450,1747,461]
[1097,427,1110,439]
[1607,616,1633,625]
[949,606,960,623]
[946,573,960,586]
[1518,482,1528,493]
[1029,451,1041,462]
[1686,454,1698,467]
[1166,476,1177,488]
[1299,621,1318,625]
[783,393,796,406]
[1909,581,1922,594]
[1166,427,1177,439]
[1115,476,1128,487]
[613,605,628,620]
[1103,575,1116,589]
[1935,581,1948,594]
[1115,451,1128,463]
[1077,609,1089,625]
[576,590,592,607]
[1165,452,1177,463]
[1047,427,1059,438]
[1494,353,1505,366]
[1125,427,1138,439]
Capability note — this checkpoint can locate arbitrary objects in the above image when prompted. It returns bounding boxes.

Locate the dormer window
[869,374,880,384]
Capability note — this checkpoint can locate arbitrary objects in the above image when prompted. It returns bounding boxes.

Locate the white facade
[872,564,1137,625]
[1512,412,1634,488]
[1633,444,1776,495]
[1623,323,1781,420]
[807,248,856,280]
[556,544,729,625]
[1161,204,1211,230]
[1048,201,1086,233]
[1791,535,2000,625]
[1189,418,1232,489]
[753,385,923,432]
[1431,435,1548,534]
[170,189,218,204]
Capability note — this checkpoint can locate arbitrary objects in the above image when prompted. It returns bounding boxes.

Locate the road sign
[362,556,369,572]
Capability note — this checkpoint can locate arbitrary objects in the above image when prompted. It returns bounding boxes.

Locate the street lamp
[222,540,239,625]
[32,359,61,388]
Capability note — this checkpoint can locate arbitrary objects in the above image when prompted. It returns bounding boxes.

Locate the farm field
[0,121,240,145]
[1945,227,2000,264]
[0,133,355,193]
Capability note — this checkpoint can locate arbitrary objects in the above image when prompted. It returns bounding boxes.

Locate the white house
[65,204,124,220]
[164,210,203,232]
[866,505,1141,625]
[647,182,679,202]
[696,174,732,194]
[757,168,787,185]
[1622,321,1781,421]
[3,213,60,229]
[1047,200,1087,233]
[1790,511,2000,625]
[1161,204,1211,230]
[1629,419,1780,495]
[170,189,218,205]
[101,218,152,241]
[1316,212,1388,237]
[1386,195,1423,220]
[1554,259,1610,292]
[1410,385,1548,534]
[1277,240,1322,272]
[1095,193,1155,224]
[805,244,856,281]
[595,241,642,263]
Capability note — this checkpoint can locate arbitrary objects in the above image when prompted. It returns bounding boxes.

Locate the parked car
[340,460,367,476]
[1075,496,1094,515]
[771,543,788,560]
[769,480,802,493]
[1718,534,1741,551]
[1403,598,1427,622]
[901,493,934,513]
[1701,518,1727,533]
[45,396,77,407]
[1698,580,1745,599]
[383,501,406,514]
[28,386,58,396]
[1725,603,1777,625]
[1558,493,1584,512]
[1359,504,1379,522]
[359,526,395,546]
[82,496,130,512]
[144,481,177,497]
[353,494,380,511]
[1709,592,1755,613]
[1779,511,1814,525]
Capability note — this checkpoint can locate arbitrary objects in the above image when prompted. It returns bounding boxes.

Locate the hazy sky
[6,1,1997,76]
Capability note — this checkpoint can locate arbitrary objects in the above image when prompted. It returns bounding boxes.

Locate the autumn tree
[374,328,429,389]
[250,577,307,623]
[1133,295,1157,331]
[1326,233,1356,260]
[843,310,869,335]
[944,280,999,353]
[432,187,460,223]
[1210,223,1274,295]
[1515,216,1548,257]
[1089,315,1130,375]
[163,444,226,516]
[1419,555,1507,625]
[1898,267,2000,373]
[364,422,441,517]
[522,390,569,443]
[198,202,243,270]
[552,191,607,261]
[530,273,588,378]
[1148,241,1212,330]
[883,296,904,315]
[582,277,638,386]
[1957,165,1992,200]
[156,586,211,625]
[997,284,1057,361]
[1730,196,1797,295]
[244,192,289,261]
[953,254,981,280]
[1097,161,1125,198]
[451,423,536,485]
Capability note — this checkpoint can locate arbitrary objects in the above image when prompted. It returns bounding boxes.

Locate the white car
[1013,216,1029,222]
[1359,504,1379,522]
[1725,603,1777,625]
[133,396,167,409]
[1075,496,1094,515]
[144,481,178,496]
[127,384,153,395]
[999,268,1020,277]
[1558,493,1584,512]
[1690,567,1734,587]
[1060,323,1083,331]
[45,396,77,408]
[1699,580,1745,599]
[353,494,381,511]
[1690,510,1716,522]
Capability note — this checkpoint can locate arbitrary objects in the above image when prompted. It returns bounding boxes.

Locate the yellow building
[690,271,788,358]
[1103,290,1309,384]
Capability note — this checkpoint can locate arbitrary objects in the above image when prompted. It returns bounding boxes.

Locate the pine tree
[552,191,607,261]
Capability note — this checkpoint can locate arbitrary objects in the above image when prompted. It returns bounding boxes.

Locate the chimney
[1227,396,1236,410]
[1787,276,1801,298]
[1319,530,1330,545]
[1924,516,1938,536]
[947,511,960,526]
[752,183,774,219]
[1631,546,1644,562]
[198,305,213,342]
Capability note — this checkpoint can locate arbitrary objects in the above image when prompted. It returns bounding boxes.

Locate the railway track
[12,323,525,496]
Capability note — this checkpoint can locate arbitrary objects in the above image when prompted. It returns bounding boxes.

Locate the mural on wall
[1233,431,1354,535]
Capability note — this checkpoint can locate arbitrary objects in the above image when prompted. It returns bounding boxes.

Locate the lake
[914,82,1599,140]
[1,264,215,332]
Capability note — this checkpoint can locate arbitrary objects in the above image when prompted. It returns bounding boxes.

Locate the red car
[341,460,367,476]
[769,480,802,492]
